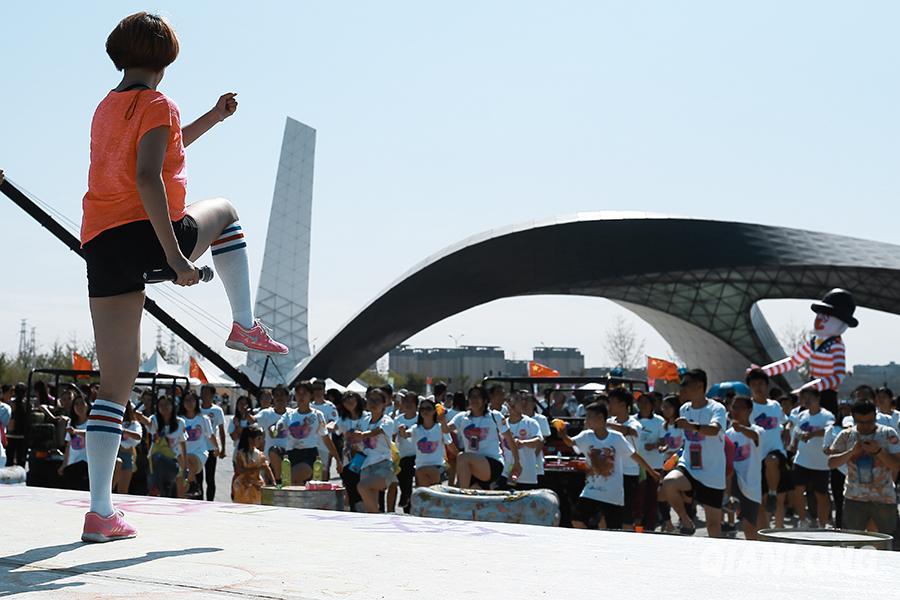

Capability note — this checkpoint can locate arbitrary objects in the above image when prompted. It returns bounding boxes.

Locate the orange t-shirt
[80,89,187,246]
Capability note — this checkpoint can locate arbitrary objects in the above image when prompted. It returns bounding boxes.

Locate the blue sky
[1,1,899,373]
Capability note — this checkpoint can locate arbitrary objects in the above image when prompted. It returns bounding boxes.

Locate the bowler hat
[811,288,858,328]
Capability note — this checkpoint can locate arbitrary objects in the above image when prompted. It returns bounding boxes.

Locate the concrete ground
[2,485,898,599]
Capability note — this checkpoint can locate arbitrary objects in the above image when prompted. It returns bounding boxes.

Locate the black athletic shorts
[733,484,760,525]
[288,447,319,468]
[471,456,504,489]
[761,451,793,494]
[792,465,829,494]
[676,465,724,509]
[575,497,624,530]
[83,216,199,298]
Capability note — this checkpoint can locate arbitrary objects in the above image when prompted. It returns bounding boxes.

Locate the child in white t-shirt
[147,396,189,498]
[255,387,291,483]
[635,393,666,531]
[725,396,763,540]
[274,382,342,486]
[348,388,397,513]
[448,386,522,490]
[397,396,451,487]
[501,395,544,488]
[557,402,659,530]
[179,393,219,497]
[58,395,91,491]
[391,391,419,513]
[114,401,143,494]
[522,394,551,483]
[789,388,835,528]
[605,389,644,531]
[335,391,369,512]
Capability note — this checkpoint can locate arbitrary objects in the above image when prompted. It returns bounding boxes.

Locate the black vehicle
[25,368,190,489]
[480,374,649,527]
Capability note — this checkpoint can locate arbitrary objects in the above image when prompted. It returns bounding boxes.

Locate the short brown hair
[106,12,179,72]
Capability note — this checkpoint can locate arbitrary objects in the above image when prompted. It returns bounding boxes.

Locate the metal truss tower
[246,118,316,385]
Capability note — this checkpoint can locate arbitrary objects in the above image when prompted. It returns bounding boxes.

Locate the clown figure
[758,289,858,403]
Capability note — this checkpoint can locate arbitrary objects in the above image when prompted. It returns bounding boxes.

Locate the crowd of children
[7,368,898,543]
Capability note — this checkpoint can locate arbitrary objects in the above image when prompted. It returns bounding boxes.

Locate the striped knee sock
[86,399,124,518]
[211,221,254,329]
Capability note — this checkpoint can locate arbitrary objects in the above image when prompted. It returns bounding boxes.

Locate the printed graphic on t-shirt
[754,413,780,430]
[289,416,314,440]
[70,433,85,450]
[684,429,705,442]
[733,440,753,462]
[663,429,683,450]
[185,425,203,442]
[464,425,488,451]
[363,435,378,450]
[587,446,616,478]
[417,436,439,454]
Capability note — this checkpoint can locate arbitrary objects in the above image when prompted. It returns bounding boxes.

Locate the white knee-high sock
[211,221,254,329]
[86,399,124,517]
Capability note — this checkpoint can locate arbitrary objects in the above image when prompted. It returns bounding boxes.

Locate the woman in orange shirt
[79,12,288,543]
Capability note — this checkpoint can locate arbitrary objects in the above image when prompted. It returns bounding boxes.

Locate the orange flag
[190,356,209,384]
[72,352,92,378]
[528,361,560,377]
[647,356,680,382]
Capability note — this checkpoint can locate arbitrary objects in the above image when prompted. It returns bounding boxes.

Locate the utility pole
[18,319,27,358]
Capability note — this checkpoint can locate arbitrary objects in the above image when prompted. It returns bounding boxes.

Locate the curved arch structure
[296,213,900,385]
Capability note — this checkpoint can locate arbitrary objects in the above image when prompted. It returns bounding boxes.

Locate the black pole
[1,177,260,397]
[258,355,271,390]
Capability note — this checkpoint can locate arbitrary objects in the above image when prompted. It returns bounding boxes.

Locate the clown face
[814,313,848,339]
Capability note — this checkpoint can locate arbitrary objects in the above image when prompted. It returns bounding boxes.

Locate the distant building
[841,362,900,397]
[532,347,585,376]
[503,360,530,377]
[389,345,506,389]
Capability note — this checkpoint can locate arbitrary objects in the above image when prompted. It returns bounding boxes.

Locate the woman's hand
[213,93,238,122]
[167,253,199,287]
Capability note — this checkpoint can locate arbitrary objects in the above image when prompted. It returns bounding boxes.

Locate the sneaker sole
[81,532,137,543]
[225,340,289,355]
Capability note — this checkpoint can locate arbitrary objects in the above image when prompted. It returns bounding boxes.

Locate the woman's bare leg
[184,198,239,262]
[86,291,144,518]
[91,291,145,405]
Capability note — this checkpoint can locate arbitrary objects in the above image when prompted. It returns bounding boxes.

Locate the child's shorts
[117,448,136,471]
[575,497,624,530]
[360,460,398,485]
[83,216,199,298]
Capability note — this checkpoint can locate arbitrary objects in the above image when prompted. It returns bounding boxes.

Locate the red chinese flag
[190,356,209,384]
[72,352,93,378]
[528,361,560,377]
[647,357,680,382]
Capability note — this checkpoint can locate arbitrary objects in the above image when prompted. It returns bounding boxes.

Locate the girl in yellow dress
[232,425,275,504]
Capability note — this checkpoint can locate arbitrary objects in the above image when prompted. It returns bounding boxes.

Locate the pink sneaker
[225,320,289,355]
[81,510,137,543]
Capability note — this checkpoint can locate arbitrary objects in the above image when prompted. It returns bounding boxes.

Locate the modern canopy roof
[294,213,900,385]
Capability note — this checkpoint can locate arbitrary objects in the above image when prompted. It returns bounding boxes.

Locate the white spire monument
[246,117,316,386]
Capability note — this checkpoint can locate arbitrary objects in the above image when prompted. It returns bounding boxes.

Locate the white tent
[139,350,185,378]
[578,382,606,391]
[317,378,368,394]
